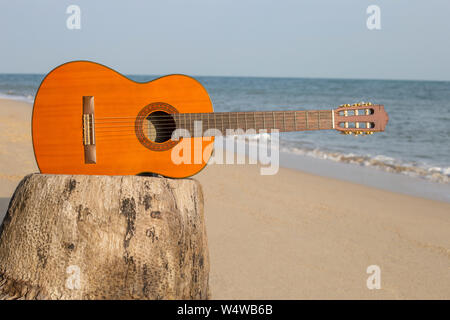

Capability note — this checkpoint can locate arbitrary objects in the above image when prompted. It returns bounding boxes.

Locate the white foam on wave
[0,92,34,103]
[280,145,450,184]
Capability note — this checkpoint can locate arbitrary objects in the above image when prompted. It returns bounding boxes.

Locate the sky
[1,0,450,81]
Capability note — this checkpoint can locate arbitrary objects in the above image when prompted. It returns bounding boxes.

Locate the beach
[1,98,449,299]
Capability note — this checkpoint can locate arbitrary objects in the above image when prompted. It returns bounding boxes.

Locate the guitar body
[32,61,214,178]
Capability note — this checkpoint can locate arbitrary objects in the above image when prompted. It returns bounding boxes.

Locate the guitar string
[86,111,336,138]
[95,128,334,137]
[94,129,334,140]
[95,128,349,140]
[94,110,333,118]
[93,120,338,139]
[93,113,334,127]
[92,110,337,122]
[93,119,334,134]
[94,124,335,140]
[93,110,332,119]
[93,113,333,123]
[94,116,333,126]
[93,117,336,135]
[93,117,333,128]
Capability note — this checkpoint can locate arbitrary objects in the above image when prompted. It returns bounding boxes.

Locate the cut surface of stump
[0,174,209,300]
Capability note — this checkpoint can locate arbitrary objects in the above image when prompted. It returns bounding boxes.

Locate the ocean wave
[215,133,450,184]
[280,145,450,184]
[0,92,34,103]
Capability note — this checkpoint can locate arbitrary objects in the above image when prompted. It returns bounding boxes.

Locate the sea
[1,74,449,201]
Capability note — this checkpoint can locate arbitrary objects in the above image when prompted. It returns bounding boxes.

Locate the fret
[272,112,275,131]
[215,113,219,132]
[253,112,257,131]
[193,113,197,135]
[204,113,207,130]
[189,113,192,134]
[263,112,266,129]
[228,113,231,131]
[283,112,286,132]
[236,113,238,130]
[173,114,178,129]
[318,111,321,129]
[221,113,224,133]
[200,113,204,133]
[294,112,297,130]
[245,113,248,131]
[306,111,309,130]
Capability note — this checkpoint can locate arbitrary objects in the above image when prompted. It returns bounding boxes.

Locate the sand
[0,98,449,299]
[0,99,38,215]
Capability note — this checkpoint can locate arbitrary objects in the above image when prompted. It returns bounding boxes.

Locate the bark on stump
[0,174,209,300]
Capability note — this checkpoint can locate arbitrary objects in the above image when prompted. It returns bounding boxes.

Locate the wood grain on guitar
[32,61,389,178]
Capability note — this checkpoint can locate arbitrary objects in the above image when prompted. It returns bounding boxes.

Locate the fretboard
[172,110,333,137]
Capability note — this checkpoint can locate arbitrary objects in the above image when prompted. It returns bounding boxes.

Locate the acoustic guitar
[32,61,389,178]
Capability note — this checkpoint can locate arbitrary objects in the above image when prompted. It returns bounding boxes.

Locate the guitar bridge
[82,96,96,164]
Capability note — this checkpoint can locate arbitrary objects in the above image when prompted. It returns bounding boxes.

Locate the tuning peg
[343,102,373,108]
[364,131,374,135]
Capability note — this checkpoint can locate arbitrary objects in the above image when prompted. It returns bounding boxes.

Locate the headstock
[333,102,389,135]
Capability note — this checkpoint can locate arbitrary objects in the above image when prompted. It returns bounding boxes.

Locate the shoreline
[1,97,450,299]
[279,150,450,203]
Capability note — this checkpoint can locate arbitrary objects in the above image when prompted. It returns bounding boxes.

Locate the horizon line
[0,71,449,83]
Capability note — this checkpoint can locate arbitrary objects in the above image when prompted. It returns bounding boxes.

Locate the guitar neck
[173,110,334,137]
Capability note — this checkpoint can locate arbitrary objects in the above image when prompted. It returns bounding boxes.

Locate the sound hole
[143,111,176,143]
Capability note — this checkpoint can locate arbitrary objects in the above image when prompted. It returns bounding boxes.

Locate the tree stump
[0,174,209,300]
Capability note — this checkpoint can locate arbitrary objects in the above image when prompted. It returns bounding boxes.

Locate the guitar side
[32,61,214,177]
